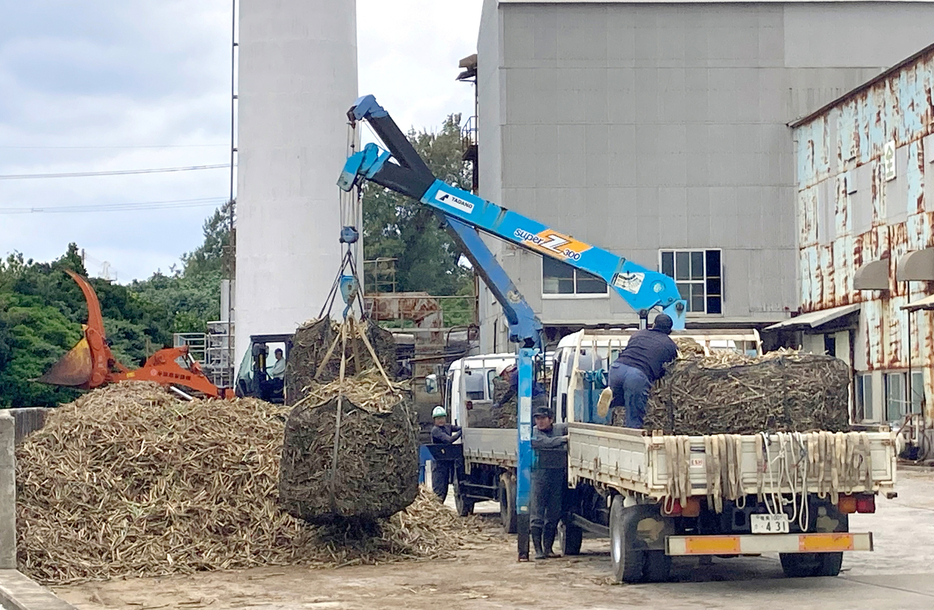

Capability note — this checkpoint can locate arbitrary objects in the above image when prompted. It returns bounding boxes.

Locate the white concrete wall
[235,0,358,360]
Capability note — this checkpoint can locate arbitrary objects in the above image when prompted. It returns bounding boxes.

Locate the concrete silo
[235,0,358,364]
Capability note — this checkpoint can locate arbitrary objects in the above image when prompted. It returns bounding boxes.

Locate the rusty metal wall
[794,47,934,419]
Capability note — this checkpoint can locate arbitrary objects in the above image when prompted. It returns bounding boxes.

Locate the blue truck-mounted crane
[338,94,687,560]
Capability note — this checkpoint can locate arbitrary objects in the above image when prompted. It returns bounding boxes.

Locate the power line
[0,144,228,150]
[0,197,227,215]
[0,164,229,180]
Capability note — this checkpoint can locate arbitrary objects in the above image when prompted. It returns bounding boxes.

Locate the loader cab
[551,328,762,425]
[235,333,294,404]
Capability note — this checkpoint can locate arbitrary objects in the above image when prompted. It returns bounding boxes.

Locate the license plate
[751,514,790,534]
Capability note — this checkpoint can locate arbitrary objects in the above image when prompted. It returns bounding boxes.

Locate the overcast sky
[0,0,482,282]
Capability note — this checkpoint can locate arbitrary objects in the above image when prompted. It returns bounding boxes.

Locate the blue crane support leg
[516,347,535,561]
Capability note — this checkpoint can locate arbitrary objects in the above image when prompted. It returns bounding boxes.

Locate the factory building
[473,0,934,353]
[785,43,934,424]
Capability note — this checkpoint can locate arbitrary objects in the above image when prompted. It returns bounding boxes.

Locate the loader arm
[38,269,120,389]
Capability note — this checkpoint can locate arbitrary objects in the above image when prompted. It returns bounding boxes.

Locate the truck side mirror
[425,374,438,394]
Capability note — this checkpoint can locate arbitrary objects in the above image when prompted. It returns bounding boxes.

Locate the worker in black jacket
[530,405,568,560]
[429,406,461,502]
[608,313,678,428]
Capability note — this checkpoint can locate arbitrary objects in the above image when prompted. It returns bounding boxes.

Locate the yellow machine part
[37,337,93,388]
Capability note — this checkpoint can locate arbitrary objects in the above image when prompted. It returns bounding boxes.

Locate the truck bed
[461,428,517,468]
[567,422,896,499]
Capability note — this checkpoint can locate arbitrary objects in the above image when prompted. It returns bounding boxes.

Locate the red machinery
[38,270,231,398]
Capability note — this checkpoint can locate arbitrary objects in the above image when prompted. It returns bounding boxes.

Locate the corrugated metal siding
[794,47,934,418]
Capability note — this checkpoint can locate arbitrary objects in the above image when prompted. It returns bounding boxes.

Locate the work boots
[531,526,546,560]
[542,524,560,558]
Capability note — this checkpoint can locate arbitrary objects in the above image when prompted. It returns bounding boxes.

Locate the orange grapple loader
[38,270,231,398]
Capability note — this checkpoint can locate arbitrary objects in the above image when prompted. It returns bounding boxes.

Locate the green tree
[180,201,235,279]
[362,115,474,298]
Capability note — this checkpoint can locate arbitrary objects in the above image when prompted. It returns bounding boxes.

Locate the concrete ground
[51,469,934,610]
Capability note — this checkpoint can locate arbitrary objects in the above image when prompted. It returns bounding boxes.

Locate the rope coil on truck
[676,431,876,529]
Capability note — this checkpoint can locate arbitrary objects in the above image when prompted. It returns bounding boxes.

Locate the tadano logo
[514,228,590,261]
[434,190,475,215]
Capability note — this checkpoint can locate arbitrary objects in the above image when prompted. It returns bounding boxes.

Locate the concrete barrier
[0,411,15,569]
[7,409,52,444]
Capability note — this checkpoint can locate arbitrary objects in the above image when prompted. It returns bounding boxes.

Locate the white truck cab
[445,353,516,429]
[551,328,762,424]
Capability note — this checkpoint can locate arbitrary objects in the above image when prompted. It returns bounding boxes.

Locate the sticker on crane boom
[433,190,475,215]
[514,228,591,261]
[613,272,645,294]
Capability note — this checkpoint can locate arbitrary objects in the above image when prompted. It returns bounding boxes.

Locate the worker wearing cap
[429,406,462,502]
[530,405,568,560]
[608,313,678,428]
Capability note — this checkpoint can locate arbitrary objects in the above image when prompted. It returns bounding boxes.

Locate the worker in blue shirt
[530,405,568,560]
[429,406,461,502]
[608,314,678,428]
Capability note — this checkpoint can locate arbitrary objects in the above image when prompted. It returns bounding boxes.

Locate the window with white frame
[660,250,722,314]
[542,257,608,296]
[885,370,924,422]
[911,370,924,414]
[855,373,872,422]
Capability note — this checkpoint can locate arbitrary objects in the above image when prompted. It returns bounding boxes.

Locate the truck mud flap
[626,504,675,553]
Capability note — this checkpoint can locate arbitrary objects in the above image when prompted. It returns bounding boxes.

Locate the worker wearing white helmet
[429,405,461,502]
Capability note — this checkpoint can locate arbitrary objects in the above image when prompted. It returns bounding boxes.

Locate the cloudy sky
[0,0,482,281]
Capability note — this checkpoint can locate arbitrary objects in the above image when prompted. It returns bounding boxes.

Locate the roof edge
[789,40,934,128]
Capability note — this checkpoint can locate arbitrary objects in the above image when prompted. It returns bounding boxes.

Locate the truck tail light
[662,499,682,517]
[856,494,876,514]
[682,497,701,518]
[837,495,857,514]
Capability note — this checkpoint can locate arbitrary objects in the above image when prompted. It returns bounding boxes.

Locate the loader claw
[37,337,93,388]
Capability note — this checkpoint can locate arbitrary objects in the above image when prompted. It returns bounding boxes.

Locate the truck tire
[557,517,583,556]
[609,496,645,583]
[779,552,843,578]
[499,475,517,534]
[643,551,671,582]
[453,475,475,517]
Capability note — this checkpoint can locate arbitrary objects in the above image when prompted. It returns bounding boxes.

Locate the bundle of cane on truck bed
[621,349,851,435]
[279,318,419,524]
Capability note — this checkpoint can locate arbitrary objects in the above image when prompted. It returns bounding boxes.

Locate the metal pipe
[226,0,238,390]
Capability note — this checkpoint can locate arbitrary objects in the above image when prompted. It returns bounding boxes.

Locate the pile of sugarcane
[622,349,851,435]
[16,382,485,585]
[279,317,419,524]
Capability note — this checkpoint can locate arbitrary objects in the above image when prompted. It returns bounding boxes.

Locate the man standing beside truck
[531,405,568,560]
[429,406,462,502]
[608,313,678,428]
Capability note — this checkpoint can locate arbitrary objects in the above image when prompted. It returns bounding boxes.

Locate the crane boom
[339,94,687,332]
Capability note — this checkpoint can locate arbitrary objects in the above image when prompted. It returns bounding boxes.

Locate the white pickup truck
[449,329,897,583]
